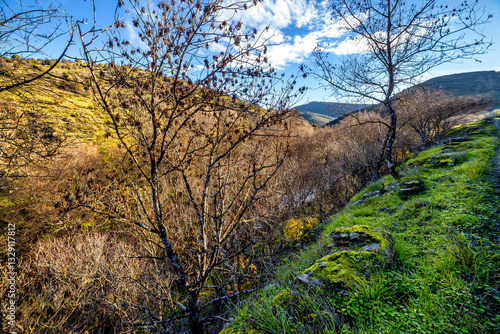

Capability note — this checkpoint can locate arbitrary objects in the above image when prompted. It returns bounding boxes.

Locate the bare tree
[0,0,75,93]
[310,0,491,179]
[0,1,74,179]
[76,0,303,332]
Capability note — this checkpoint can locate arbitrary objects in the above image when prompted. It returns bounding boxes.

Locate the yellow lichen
[283,217,319,245]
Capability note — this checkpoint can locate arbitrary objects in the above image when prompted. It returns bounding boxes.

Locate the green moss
[223,115,500,333]
[304,251,369,288]
[272,289,292,308]
[219,328,262,334]
[439,159,455,166]
[302,225,392,288]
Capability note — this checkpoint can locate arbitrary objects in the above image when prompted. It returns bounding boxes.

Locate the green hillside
[0,57,110,145]
[221,112,500,333]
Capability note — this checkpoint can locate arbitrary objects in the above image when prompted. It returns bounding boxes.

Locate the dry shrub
[278,111,387,218]
[0,142,111,258]
[15,232,176,333]
[278,89,489,220]
[397,87,490,149]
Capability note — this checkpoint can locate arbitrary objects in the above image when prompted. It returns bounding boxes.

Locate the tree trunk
[188,291,204,334]
[385,105,399,180]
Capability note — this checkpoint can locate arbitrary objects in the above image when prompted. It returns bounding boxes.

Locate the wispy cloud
[230,0,364,69]
[238,0,320,30]
[125,18,148,50]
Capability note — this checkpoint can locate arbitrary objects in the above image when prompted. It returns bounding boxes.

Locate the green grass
[222,117,500,333]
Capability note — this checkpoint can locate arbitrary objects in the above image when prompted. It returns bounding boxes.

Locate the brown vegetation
[0,51,490,333]
[0,1,492,332]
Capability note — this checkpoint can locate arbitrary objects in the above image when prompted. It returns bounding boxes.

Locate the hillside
[294,102,369,126]
[221,112,500,333]
[2,58,499,333]
[420,70,500,107]
[0,57,110,145]
[322,70,500,127]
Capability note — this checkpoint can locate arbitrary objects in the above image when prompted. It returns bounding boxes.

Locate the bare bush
[397,88,490,149]
[13,232,178,333]
[0,102,65,179]
[279,111,387,219]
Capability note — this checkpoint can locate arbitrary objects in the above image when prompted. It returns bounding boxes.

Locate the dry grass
[13,232,177,333]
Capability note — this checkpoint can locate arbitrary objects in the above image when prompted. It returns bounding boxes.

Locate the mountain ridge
[316,70,500,127]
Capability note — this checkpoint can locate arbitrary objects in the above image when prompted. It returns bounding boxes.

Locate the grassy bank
[222,114,500,333]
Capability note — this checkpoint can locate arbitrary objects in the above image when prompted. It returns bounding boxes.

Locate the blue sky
[21,0,500,104]
[224,0,500,103]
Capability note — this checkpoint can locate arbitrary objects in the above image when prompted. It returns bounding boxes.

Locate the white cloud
[237,0,321,30]
[219,1,367,69]
[322,36,370,55]
[125,18,148,50]
[263,12,350,68]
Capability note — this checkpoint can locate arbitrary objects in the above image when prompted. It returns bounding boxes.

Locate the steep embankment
[222,112,500,333]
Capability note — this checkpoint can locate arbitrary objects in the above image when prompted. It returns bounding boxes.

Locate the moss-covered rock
[430,151,468,166]
[298,225,392,288]
[398,179,425,198]
[271,289,292,308]
[352,190,383,206]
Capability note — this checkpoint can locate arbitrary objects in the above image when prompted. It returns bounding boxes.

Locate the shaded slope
[420,71,500,107]
[324,70,500,127]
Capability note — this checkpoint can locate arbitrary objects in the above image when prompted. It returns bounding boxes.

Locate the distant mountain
[323,70,500,127]
[294,102,369,126]
[417,70,500,106]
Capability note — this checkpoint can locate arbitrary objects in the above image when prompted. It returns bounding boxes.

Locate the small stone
[329,233,341,240]
[318,261,326,269]
[383,183,398,193]
[349,232,361,240]
[353,199,365,206]
[296,272,323,288]
[399,179,424,198]
[365,190,382,198]
[353,190,382,205]
[361,243,380,252]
